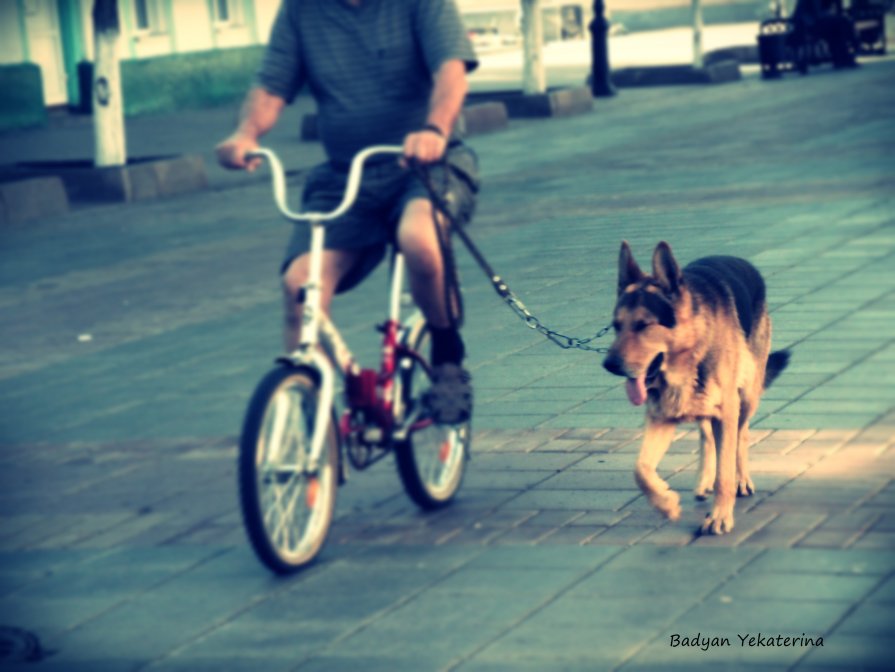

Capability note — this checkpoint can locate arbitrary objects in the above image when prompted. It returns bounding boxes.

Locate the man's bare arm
[403,59,469,164]
[425,59,469,138]
[216,87,287,171]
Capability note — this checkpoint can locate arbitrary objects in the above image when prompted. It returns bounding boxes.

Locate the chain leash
[491,276,612,352]
[412,160,612,354]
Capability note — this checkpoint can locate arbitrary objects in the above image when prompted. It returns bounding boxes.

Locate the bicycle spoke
[240,365,338,574]
[426,436,443,486]
[263,392,291,465]
[271,479,303,551]
[393,324,468,509]
[257,382,320,555]
[265,474,301,540]
[263,478,288,534]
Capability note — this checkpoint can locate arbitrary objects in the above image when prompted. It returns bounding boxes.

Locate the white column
[691,0,704,69]
[93,0,126,167]
[521,0,546,94]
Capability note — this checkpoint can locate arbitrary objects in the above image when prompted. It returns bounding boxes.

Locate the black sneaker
[422,363,473,425]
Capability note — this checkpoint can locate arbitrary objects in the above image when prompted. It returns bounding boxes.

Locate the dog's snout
[603,353,625,377]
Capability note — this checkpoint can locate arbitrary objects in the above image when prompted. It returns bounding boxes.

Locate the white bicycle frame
[248,145,415,475]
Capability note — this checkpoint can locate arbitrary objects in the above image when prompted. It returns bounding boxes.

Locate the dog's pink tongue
[625,376,647,406]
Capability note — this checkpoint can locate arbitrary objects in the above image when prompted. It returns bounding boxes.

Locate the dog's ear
[618,241,644,295]
[652,241,681,295]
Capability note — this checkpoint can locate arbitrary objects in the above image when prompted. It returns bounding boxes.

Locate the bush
[78,46,264,117]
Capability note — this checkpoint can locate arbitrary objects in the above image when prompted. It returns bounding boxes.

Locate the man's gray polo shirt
[257,0,478,164]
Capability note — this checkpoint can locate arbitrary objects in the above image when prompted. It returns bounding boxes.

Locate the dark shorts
[282,142,479,294]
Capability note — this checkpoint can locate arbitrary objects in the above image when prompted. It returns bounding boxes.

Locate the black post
[589,0,616,97]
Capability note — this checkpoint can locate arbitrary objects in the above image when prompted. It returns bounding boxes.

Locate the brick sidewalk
[2,420,891,554]
[0,421,892,670]
[1,59,894,670]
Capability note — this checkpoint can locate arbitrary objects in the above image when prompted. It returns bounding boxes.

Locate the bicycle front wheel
[394,321,469,510]
[238,365,338,574]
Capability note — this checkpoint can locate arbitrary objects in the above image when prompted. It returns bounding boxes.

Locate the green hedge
[0,63,47,131]
[79,45,264,117]
[122,46,264,115]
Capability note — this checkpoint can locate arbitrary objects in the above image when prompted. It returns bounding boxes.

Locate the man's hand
[402,127,448,166]
[215,133,262,172]
[215,88,285,171]
[402,59,467,167]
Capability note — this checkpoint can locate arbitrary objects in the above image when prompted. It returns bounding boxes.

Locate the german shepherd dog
[603,241,789,535]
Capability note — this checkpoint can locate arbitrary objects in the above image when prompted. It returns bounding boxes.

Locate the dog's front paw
[694,486,713,501]
[655,489,681,521]
[737,477,755,497]
[694,478,714,501]
[700,508,735,536]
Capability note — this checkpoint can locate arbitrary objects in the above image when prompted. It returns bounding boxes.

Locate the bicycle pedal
[361,427,384,445]
[422,393,472,426]
[422,364,473,426]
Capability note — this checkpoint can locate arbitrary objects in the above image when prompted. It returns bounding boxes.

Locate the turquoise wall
[0,64,47,131]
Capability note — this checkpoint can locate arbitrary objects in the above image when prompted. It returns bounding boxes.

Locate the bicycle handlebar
[247,145,404,223]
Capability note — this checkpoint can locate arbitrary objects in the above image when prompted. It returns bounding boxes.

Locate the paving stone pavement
[1,59,894,670]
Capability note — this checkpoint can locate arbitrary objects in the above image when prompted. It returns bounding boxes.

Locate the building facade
[0,0,627,134]
[0,0,283,112]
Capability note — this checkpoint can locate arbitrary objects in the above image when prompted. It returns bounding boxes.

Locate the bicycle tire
[238,364,338,574]
[393,320,469,510]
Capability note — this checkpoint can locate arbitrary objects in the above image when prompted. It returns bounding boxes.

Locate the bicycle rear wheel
[238,365,338,574]
[394,320,469,510]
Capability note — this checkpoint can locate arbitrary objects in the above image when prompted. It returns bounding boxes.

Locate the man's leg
[397,197,471,423]
[281,249,361,352]
[397,197,464,364]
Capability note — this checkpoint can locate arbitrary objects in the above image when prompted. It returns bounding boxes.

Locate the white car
[468,27,503,52]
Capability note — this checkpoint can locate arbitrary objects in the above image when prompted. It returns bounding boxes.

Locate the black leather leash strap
[411,160,611,352]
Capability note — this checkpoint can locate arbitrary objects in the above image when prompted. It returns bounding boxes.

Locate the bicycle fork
[289,221,339,477]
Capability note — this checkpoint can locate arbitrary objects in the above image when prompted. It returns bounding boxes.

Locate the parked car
[468,27,504,52]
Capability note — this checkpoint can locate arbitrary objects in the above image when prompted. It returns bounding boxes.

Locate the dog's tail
[764,350,791,389]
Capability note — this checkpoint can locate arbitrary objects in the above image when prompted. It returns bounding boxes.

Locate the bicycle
[238,145,471,575]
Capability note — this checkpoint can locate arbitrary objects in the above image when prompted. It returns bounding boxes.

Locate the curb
[611,60,742,87]
[0,177,69,226]
[705,45,760,66]
[2,51,753,226]
[467,85,594,118]
[5,154,208,204]
[457,101,509,136]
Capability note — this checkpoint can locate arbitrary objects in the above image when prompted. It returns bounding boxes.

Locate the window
[133,0,166,33]
[560,5,584,40]
[212,0,243,26]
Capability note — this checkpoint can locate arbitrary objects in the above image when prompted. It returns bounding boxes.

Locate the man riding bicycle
[216,0,479,425]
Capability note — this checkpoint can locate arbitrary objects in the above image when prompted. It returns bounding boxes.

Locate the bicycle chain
[413,160,612,354]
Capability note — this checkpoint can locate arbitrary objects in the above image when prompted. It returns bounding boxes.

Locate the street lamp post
[589,0,616,97]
